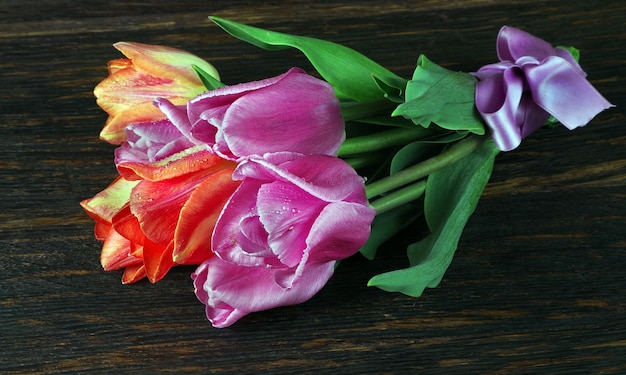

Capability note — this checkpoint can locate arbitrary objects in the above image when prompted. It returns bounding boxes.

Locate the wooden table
[2,1,625,373]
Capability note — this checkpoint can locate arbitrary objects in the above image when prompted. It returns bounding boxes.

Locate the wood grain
[1,0,625,373]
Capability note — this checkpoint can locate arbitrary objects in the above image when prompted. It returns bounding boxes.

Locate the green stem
[366,135,485,199]
[338,127,429,157]
[340,98,397,122]
[344,153,382,169]
[369,180,426,215]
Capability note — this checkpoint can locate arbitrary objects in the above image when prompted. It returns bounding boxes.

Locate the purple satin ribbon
[475,26,613,151]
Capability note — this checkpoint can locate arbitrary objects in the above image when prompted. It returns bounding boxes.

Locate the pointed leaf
[194,64,226,90]
[368,139,499,296]
[210,16,406,102]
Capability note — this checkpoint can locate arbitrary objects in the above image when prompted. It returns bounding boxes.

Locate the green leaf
[390,142,439,175]
[193,64,226,90]
[371,74,404,102]
[557,45,580,62]
[210,16,406,102]
[368,139,499,296]
[352,115,416,128]
[359,204,421,260]
[392,55,485,135]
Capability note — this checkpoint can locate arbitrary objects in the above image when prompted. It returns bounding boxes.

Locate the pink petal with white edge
[191,256,335,328]
[221,69,344,158]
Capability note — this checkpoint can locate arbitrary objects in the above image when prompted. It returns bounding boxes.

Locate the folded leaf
[393,55,485,135]
[368,139,499,296]
[193,65,226,90]
[210,16,406,102]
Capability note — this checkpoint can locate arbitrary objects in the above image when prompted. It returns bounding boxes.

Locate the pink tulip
[94,42,219,144]
[192,152,375,327]
[186,68,345,160]
[116,68,345,168]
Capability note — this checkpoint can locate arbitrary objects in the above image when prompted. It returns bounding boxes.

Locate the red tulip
[81,152,239,283]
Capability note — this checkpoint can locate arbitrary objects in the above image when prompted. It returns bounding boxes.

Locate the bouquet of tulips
[81,17,612,327]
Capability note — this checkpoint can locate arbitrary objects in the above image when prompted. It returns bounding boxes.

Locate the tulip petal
[117,146,226,182]
[191,261,248,328]
[221,69,344,158]
[237,215,271,256]
[95,65,188,144]
[234,153,367,203]
[187,70,284,129]
[256,181,324,268]
[95,42,218,144]
[173,167,240,264]
[187,68,345,160]
[100,228,139,271]
[191,256,335,328]
[274,201,375,289]
[92,220,113,241]
[306,201,376,263]
[94,67,171,115]
[113,41,219,86]
[141,238,174,283]
[80,177,138,222]
[111,205,145,245]
[130,171,205,246]
[211,181,267,267]
[107,58,132,74]
[117,119,195,166]
[154,98,195,139]
[121,263,147,284]
[99,102,170,145]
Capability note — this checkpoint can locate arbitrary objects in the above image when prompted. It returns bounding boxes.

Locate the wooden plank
[1,0,625,373]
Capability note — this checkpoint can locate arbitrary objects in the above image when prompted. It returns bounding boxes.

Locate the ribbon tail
[525,56,613,130]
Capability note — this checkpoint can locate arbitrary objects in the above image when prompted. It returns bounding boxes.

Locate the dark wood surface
[2,1,625,373]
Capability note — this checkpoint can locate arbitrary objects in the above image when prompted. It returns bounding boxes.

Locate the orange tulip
[94,42,219,144]
[81,151,239,284]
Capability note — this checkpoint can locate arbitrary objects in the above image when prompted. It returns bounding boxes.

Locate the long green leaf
[368,139,499,296]
[210,16,406,102]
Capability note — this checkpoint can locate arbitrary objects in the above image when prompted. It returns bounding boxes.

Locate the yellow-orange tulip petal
[94,42,219,144]
[80,177,139,222]
[100,227,139,271]
[121,263,147,285]
[116,147,230,182]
